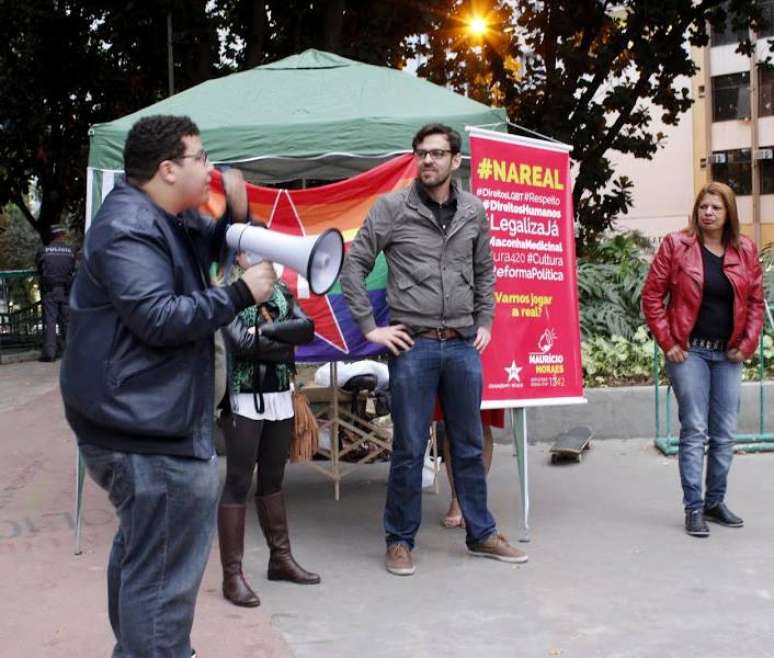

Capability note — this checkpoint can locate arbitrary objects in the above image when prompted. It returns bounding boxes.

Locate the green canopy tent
[85,49,508,224]
[75,49,533,550]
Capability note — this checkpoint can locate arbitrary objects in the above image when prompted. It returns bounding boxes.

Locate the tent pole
[74,447,86,555]
[331,362,340,500]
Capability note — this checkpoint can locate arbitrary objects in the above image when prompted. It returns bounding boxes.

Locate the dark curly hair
[411,123,462,154]
[123,115,200,183]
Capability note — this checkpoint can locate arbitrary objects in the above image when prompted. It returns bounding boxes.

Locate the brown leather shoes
[468,533,528,563]
[385,542,415,576]
[218,504,260,607]
[256,491,321,585]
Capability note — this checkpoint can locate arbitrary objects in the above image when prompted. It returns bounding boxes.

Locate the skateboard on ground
[549,426,593,464]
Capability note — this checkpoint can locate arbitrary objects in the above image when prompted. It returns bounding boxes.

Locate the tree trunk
[323,0,346,52]
[179,0,214,88]
[244,1,267,68]
[12,193,41,241]
[36,186,66,245]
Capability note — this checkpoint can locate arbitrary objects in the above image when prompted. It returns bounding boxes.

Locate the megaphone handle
[235,224,247,253]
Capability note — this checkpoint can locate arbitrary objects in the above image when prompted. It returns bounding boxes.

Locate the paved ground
[2,362,774,658]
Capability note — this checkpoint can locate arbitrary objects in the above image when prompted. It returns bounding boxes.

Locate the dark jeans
[385,336,497,549]
[79,444,220,658]
[666,346,742,511]
[219,413,293,504]
[42,287,68,359]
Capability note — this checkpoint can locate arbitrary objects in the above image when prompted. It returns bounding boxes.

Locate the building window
[711,2,749,46]
[712,72,751,121]
[710,21,750,46]
[758,0,774,38]
[760,146,774,194]
[711,149,752,195]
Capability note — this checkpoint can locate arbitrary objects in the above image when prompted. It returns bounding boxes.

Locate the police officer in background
[35,224,76,361]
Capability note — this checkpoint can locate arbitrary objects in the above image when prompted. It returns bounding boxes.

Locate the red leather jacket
[642,232,765,359]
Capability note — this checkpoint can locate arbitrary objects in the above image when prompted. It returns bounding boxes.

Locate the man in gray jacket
[341,124,527,575]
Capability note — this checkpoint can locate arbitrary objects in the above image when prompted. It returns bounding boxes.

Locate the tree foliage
[0,204,40,271]
[418,0,771,253]
[0,0,769,248]
[212,0,439,69]
[576,231,653,339]
[0,1,222,243]
[0,0,438,242]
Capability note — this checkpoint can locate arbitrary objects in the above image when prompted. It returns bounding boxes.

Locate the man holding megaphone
[342,124,528,576]
[61,115,275,658]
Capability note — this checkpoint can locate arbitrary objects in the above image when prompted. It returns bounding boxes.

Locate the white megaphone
[226,224,345,296]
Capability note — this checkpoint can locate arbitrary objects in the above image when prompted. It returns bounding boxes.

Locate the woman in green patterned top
[217,256,318,608]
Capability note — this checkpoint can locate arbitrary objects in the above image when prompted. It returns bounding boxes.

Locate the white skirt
[235,388,294,422]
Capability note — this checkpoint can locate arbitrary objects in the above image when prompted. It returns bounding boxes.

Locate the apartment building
[611,7,774,247]
[693,2,774,247]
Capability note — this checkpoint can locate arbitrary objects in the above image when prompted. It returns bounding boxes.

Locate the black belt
[418,328,462,341]
[689,337,727,351]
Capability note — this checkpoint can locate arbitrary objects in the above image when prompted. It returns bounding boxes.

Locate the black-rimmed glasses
[414,148,452,161]
[175,149,208,164]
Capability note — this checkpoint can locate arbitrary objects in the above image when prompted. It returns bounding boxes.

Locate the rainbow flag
[204,154,417,362]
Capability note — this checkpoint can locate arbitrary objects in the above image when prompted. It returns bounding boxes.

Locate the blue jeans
[385,336,497,548]
[79,444,220,658]
[666,347,742,511]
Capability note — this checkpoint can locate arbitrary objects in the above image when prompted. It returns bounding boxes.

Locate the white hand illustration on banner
[538,328,557,353]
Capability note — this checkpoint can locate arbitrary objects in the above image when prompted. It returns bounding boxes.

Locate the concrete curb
[517,381,774,443]
[0,349,40,365]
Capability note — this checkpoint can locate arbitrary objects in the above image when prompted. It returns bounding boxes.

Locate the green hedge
[578,232,774,388]
[582,326,774,388]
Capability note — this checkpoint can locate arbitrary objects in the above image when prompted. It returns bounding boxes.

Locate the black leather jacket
[221,288,314,414]
[61,180,252,459]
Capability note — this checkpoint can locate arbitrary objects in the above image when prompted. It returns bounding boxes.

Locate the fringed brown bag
[258,305,319,462]
[290,383,319,462]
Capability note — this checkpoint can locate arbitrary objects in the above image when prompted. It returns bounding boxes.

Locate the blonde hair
[688,181,740,248]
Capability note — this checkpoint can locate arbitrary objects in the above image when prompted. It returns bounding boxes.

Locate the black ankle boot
[704,502,743,527]
[685,509,710,537]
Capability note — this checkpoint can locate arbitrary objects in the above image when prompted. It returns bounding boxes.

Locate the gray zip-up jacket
[341,180,495,335]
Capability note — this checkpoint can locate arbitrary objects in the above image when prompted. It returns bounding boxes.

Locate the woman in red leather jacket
[642,181,765,538]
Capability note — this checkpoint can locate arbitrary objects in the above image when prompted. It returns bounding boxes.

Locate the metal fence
[0,270,43,360]
[654,302,774,455]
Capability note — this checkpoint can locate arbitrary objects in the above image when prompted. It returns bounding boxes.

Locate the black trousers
[219,411,293,505]
[42,287,69,359]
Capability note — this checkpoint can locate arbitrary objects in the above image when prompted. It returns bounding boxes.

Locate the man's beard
[420,168,451,189]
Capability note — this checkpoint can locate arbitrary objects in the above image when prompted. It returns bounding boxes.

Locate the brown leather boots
[218,504,260,607]
[256,491,320,585]
[218,492,319,607]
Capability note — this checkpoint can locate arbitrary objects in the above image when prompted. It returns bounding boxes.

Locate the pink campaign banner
[470,129,585,408]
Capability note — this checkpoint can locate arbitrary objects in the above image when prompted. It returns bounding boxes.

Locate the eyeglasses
[414,148,452,161]
[175,149,208,164]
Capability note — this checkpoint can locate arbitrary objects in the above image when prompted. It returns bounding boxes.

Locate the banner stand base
[510,407,531,543]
